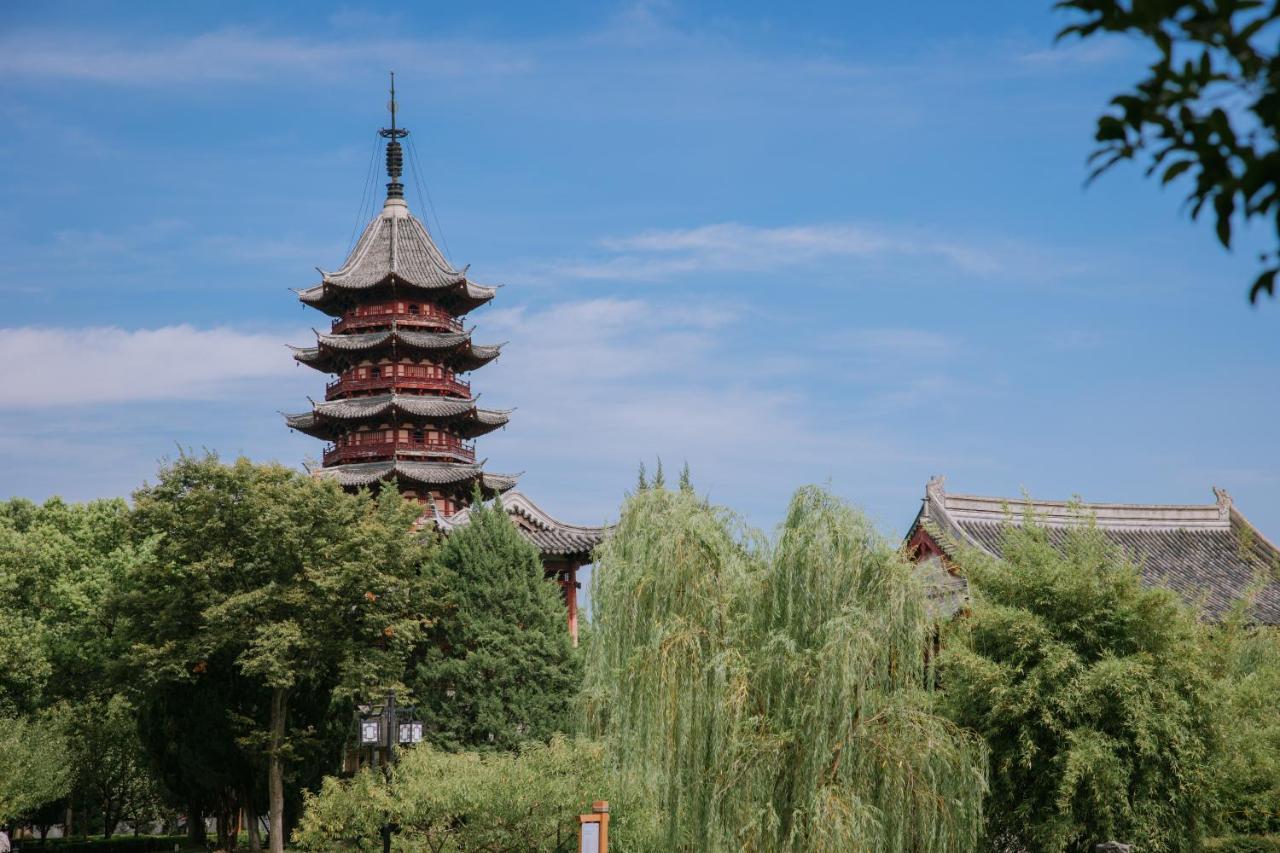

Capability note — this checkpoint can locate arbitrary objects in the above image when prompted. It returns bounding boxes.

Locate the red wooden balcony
[325,374,472,399]
[323,436,476,467]
[331,302,462,334]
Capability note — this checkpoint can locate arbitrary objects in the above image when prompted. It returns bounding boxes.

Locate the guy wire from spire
[347,129,382,254]
[407,134,453,263]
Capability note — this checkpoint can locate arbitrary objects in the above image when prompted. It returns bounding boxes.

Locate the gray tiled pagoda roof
[436,490,610,561]
[314,460,518,493]
[289,329,502,373]
[295,198,496,314]
[283,394,511,439]
[907,476,1280,624]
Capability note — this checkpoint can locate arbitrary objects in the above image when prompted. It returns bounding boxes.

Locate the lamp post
[355,690,424,853]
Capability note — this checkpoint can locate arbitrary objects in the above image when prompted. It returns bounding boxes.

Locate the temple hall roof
[435,490,610,562]
[313,459,518,493]
[907,476,1280,624]
[289,328,502,373]
[295,198,497,315]
[283,394,511,439]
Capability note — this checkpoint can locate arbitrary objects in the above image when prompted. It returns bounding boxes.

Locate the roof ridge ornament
[379,71,409,201]
[1213,485,1233,518]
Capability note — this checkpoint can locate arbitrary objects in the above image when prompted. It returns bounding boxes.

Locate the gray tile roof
[435,490,610,560]
[313,459,517,493]
[283,394,511,439]
[294,199,497,316]
[289,329,502,373]
[908,476,1280,624]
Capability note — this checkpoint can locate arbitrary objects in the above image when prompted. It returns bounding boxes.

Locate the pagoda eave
[313,459,518,495]
[283,396,511,440]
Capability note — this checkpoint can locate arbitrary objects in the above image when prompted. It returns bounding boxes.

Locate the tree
[1058,0,1280,302]
[939,509,1220,851]
[0,496,163,838]
[1204,607,1280,836]
[123,454,431,853]
[293,736,655,851]
[0,713,72,825]
[583,484,988,852]
[62,694,163,838]
[410,497,580,752]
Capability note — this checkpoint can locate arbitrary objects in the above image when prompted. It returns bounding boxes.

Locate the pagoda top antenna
[378,72,408,199]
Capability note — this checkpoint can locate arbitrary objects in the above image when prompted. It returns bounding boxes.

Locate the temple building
[284,83,604,640]
[906,475,1280,624]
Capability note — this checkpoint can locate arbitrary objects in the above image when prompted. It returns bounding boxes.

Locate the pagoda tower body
[285,94,516,516]
[285,85,605,642]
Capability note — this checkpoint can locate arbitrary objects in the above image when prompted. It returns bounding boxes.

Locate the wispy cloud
[1017,37,1130,69]
[0,325,306,406]
[539,222,1042,283]
[0,28,533,85]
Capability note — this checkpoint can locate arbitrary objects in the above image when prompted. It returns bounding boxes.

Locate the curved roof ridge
[941,490,1230,530]
[328,216,385,280]
[498,490,609,535]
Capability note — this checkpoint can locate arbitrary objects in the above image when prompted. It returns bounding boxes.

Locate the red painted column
[566,565,579,647]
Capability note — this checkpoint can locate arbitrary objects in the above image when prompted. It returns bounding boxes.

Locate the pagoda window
[408,304,419,315]
[412,429,424,443]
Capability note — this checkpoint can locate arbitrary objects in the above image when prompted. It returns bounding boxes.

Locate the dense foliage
[294,736,653,851]
[0,496,157,835]
[1207,610,1280,836]
[409,498,580,751]
[940,511,1220,851]
[122,454,431,852]
[583,484,988,852]
[1058,0,1280,302]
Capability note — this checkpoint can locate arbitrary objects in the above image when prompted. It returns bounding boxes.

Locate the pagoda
[285,82,516,516]
[284,79,605,641]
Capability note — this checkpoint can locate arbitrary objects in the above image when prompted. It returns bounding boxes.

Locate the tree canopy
[1058,0,1280,302]
[410,496,580,752]
[122,454,432,852]
[939,509,1221,851]
[583,483,988,852]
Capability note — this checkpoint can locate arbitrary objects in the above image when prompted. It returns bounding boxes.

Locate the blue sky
[1,0,1277,540]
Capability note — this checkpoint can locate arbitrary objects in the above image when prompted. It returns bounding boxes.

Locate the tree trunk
[268,687,288,853]
[188,799,206,844]
[245,788,262,853]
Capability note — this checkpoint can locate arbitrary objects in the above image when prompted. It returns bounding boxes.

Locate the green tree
[123,454,431,853]
[411,498,580,752]
[293,736,655,851]
[583,484,987,852]
[940,510,1220,851]
[0,713,72,825]
[61,694,163,838]
[0,496,162,837]
[1205,610,1280,835]
[1058,0,1280,302]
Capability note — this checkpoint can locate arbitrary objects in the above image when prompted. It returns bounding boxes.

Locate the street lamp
[354,690,425,853]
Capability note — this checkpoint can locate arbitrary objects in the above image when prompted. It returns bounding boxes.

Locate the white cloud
[471,296,954,523]
[540,222,1028,283]
[0,29,533,85]
[0,325,306,406]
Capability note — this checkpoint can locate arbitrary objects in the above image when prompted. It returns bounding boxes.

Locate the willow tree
[583,484,987,852]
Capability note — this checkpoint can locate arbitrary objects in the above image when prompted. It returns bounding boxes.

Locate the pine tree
[413,499,581,751]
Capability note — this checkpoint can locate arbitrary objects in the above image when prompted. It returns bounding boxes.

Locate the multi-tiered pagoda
[285,84,604,641]
[285,95,516,517]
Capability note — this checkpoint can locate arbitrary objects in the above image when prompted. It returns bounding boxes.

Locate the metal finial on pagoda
[379,71,409,200]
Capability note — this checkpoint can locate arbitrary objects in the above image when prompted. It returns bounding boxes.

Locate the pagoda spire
[379,71,409,200]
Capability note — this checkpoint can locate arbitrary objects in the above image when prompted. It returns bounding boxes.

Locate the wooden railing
[331,307,462,334]
[325,375,471,399]
[323,437,476,467]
